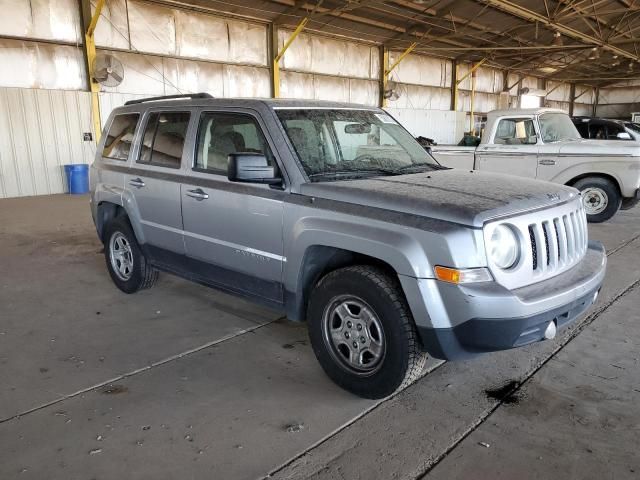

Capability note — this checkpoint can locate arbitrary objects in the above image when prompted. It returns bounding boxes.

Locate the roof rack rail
[124,93,213,106]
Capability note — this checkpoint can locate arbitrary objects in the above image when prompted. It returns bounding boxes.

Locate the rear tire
[103,215,158,293]
[573,177,621,223]
[307,265,427,399]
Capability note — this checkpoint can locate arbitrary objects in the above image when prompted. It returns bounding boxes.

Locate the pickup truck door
[475,117,538,179]
[180,110,285,304]
[535,142,563,182]
[123,110,191,255]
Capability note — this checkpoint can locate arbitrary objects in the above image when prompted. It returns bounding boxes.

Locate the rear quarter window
[102,113,139,161]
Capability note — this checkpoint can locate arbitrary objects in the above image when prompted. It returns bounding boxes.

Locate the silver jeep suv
[90,94,606,399]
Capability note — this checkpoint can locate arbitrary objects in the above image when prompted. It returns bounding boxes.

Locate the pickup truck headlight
[488,224,519,269]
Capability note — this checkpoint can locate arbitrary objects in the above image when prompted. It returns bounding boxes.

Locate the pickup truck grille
[484,198,588,290]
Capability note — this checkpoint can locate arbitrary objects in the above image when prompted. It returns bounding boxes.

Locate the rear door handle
[129,178,145,188]
[186,188,209,200]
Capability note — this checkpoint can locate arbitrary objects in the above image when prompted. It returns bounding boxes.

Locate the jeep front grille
[527,207,588,274]
[483,198,589,290]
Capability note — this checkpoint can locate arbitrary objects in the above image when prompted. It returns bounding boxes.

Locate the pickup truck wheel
[307,265,427,399]
[103,216,158,294]
[574,177,621,223]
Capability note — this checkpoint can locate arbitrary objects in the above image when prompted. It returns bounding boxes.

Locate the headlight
[488,224,519,269]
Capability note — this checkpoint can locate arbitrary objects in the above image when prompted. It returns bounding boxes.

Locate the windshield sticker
[375,113,397,124]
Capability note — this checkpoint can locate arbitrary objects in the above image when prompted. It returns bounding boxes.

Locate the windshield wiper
[392,163,446,174]
[308,168,397,180]
[308,163,446,181]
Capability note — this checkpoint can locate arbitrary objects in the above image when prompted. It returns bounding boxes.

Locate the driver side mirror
[616,132,632,140]
[227,153,282,185]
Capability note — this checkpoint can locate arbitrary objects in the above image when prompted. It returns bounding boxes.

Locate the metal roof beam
[477,0,640,61]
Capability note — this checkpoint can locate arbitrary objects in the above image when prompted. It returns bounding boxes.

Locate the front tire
[307,265,427,399]
[103,216,158,293]
[574,177,621,223]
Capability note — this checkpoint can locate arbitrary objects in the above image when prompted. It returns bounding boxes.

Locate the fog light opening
[544,320,557,340]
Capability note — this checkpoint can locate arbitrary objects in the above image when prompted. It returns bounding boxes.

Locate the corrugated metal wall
[0,0,601,198]
[385,108,466,144]
[278,29,379,106]
[0,88,94,198]
[597,86,640,118]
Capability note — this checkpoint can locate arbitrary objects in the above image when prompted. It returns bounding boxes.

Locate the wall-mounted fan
[92,53,124,88]
[383,79,402,101]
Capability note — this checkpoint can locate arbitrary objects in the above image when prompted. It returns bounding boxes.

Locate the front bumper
[405,241,606,360]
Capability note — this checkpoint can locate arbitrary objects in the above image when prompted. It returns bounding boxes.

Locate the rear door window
[102,113,139,161]
[138,112,191,169]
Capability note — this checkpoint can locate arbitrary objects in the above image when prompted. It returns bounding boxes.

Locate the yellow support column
[273,17,308,98]
[381,47,390,107]
[83,0,105,143]
[453,62,459,111]
[455,58,486,134]
[470,70,476,135]
[382,42,417,108]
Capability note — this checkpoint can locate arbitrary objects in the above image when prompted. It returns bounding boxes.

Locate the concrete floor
[0,195,638,480]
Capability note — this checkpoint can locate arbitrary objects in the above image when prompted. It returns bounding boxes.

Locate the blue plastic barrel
[64,164,89,194]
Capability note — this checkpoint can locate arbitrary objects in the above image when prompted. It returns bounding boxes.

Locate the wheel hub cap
[109,232,134,281]
[322,295,386,375]
[582,187,608,215]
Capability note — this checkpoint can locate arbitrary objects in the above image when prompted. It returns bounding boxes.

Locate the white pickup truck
[431,108,640,222]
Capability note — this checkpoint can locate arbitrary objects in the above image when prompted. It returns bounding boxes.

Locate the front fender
[284,216,429,291]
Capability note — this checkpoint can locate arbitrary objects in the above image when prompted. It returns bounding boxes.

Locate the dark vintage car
[571,117,634,141]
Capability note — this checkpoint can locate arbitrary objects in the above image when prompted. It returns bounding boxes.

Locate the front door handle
[129,178,145,188]
[538,159,557,166]
[186,188,209,200]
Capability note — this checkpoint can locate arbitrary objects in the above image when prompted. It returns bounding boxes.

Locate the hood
[299,169,579,228]
[557,138,640,156]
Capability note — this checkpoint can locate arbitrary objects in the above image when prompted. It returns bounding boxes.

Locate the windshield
[276,109,442,181]
[625,122,640,133]
[539,113,582,143]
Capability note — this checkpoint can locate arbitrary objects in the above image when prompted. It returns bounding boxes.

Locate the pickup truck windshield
[276,109,441,181]
[539,113,582,143]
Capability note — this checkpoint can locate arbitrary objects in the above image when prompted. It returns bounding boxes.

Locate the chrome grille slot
[530,223,548,273]
[528,225,538,271]
[563,214,575,260]
[543,221,558,269]
[554,218,566,264]
[571,212,581,255]
[542,223,551,266]
[484,198,589,290]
